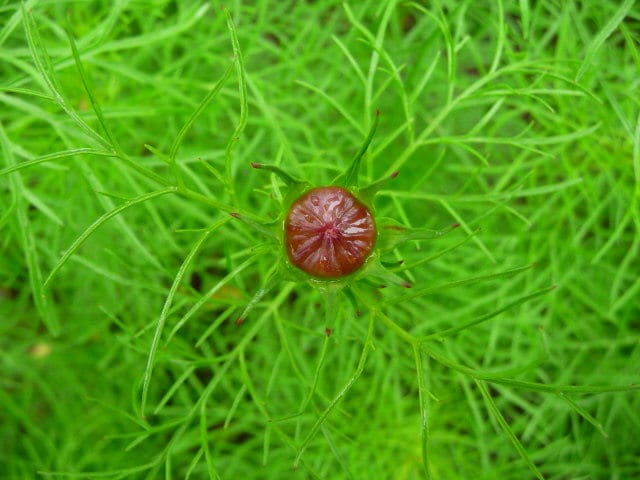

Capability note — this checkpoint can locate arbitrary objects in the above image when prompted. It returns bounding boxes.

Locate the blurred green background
[1,1,639,478]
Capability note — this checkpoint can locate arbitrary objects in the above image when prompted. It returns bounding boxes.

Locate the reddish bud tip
[531,262,538,268]
[551,285,558,290]
[402,281,412,289]
[221,5,225,11]
[451,222,460,228]
[398,260,404,265]
[355,310,362,317]
[379,284,387,289]
[235,317,245,325]
[375,109,380,117]
[314,302,321,308]
[390,170,399,178]
[325,327,332,337]
[251,162,262,169]
[229,212,240,218]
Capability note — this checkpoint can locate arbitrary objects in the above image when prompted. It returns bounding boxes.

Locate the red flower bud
[284,186,376,278]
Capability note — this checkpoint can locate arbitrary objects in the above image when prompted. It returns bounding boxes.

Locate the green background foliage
[1,1,638,478]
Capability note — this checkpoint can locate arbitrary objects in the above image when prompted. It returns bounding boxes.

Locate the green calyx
[235,110,458,289]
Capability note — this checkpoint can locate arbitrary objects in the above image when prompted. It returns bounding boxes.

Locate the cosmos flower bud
[284,186,376,278]
[239,110,458,300]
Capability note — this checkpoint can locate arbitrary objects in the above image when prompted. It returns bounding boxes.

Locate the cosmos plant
[17,6,630,477]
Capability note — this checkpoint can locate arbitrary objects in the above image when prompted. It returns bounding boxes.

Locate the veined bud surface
[284,186,376,278]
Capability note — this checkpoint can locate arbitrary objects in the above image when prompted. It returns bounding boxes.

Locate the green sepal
[361,259,413,289]
[251,162,307,188]
[389,228,480,273]
[377,219,460,251]
[333,110,380,188]
[358,169,399,203]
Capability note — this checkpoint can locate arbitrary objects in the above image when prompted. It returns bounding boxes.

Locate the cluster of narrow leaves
[2,2,639,479]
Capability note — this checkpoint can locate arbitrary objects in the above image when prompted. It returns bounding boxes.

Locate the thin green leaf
[169,57,236,187]
[65,20,121,153]
[330,35,366,86]
[235,266,280,325]
[413,344,432,480]
[519,0,531,39]
[633,110,640,184]
[22,4,109,149]
[295,80,362,134]
[200,396,222,480]
[141,216,230,415]
[320,426,355,479]
[222,6,248,200]
[375,310,417,347]
[475,379,545,480]
[0,148,116,177]
[386,264,536,306]
[294,314,375,468]
[299,333,331,412]
[0,122,59,335]
[44,187,177,289]
[167,252,263,343]
[439,199,496,263]
[557,393,608,438]
[420,285,556,341]
[391,229,479,273]
[223,385,248,430]
[419,123,601,148]
[575,0,636,82]
[489,0,505,74]
[423,346,640,394]
[21,188,64,226]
